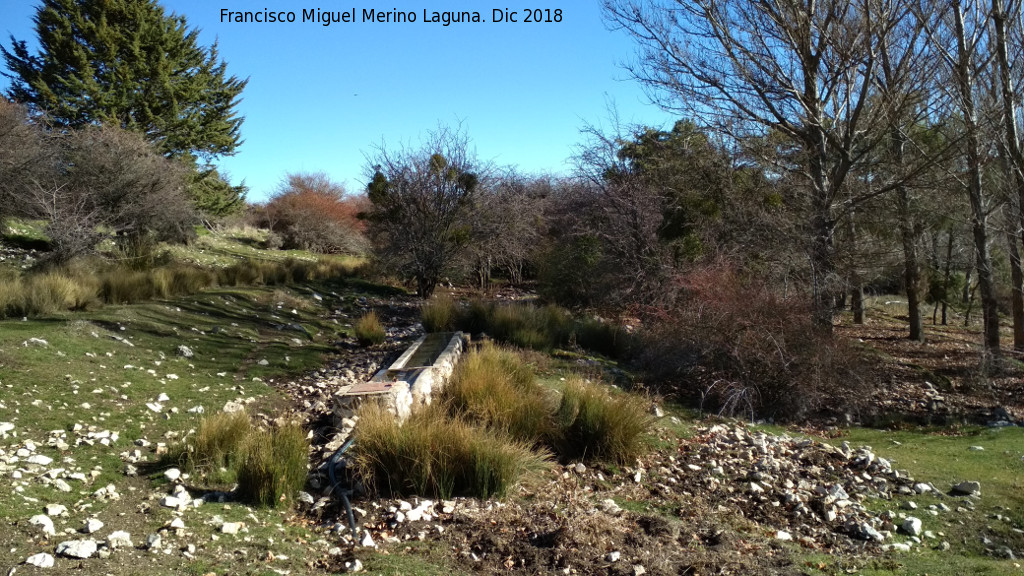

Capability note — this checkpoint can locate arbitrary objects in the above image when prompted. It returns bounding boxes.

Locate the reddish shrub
[636,262,876,422]
[260,172,368,254]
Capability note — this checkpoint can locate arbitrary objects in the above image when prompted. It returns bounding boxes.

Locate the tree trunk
[953,0,1000,353]
[895,143,923,341]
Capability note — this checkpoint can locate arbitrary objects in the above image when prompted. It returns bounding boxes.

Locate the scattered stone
[81,518,104,534]
[345,558,364,572]
[360,531,376,548]
[969,446,984,451]
[146,533,162,549]
[56,539,98,559]
[884,542,912,552]
[27,454,54,466]
[30,514,56,536]
[24,553,55,568]
[44,504,67,517]
[176,345,194,358]
[160,496,183,508]
[952,481,981,496]
[574,462,586,474]
[776,530,793,541]
[901,501,917,510]
[164,468,182,482]
[220,522,243,534]
[606,551,621,562]
[900,517,922,537]
[106,531,133,549]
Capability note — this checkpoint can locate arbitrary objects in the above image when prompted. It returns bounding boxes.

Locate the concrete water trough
[333,331,467,423]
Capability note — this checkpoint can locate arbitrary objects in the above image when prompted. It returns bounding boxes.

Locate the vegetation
[352,403,548,499]
[2,0,246,162]
[553,376,652,464]
[421,292,457,332]
[258,172,368,254]
[235,421,310,507]
[354,311,386,346]
[177,411,252,485]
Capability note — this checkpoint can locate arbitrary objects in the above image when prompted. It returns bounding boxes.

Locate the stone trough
[333,331,467,423]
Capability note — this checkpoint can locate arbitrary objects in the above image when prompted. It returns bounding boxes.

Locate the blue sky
[0,1,676,202]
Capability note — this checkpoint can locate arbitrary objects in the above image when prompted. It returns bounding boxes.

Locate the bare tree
[604,0,930,333]
[364,126,483,297]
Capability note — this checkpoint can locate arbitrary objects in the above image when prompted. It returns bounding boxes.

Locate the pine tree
[2,0,247,163]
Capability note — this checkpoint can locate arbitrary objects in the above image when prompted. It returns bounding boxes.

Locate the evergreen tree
[2,0,247,162]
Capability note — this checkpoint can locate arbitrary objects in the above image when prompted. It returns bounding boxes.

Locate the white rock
[220,522,242,534]
[164,468,181,482]
[27,454,54,466]
[0,422,14,436]
[160,496,183,508]
[82,518,104,534]
[56,539,98,559]
[106,531,133,549]
[30,514,56,536]
[360,531,376,548]
[44,504,67,517]
[157,393,170,402]
[145,533,162,549]
[900,517,922,537]
[776,530,793,541]
[952,481,981,496]
[169,518,186,530]
[606,551,621,562]
[24,553,55,568]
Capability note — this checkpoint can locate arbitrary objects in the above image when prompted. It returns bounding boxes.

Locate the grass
[177,410,252,485]
[443,342,555,443]
[354,310,386,345]
[352,402,550,499]
[236,420,310,507]
[554,376,653,464]
[421,292,457,332]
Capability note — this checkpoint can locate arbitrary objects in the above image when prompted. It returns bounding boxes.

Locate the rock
[849,521,885,542]
[44,504,67,517]
[56,539,98,559]
[24,553,55,568]
[220,522,243,534]
[176,345,194,358]
[601,499,623,516]
[157,393,170,402]
[901,501,917,510]
[776,530,793,541]
[81,518,104,534]
[345,558,364,572]
[160,496,183,508]
[969,446,984,451]
[27,454,54,466]
[913,482,934,494]
[123,464,138,476]
[145,533,162,549]
[168,518,186,530]
[360,531,376,548]
[106,531,133,549]
[952,481,981,496]
[164,468,181,482]
[30,514,56,536]
[633,566,647,576]
[0,422,14,437]
[650,403,665,418]
[900,517,922,537]
[884,542,912,552]
[606,551,621,562]
[574,462,587,474]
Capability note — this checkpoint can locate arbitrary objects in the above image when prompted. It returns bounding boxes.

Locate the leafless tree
[364,125,485,297]
[604,0,935,333]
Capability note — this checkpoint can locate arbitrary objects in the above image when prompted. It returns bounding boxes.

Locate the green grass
[176,410,253,485]
[422,292,457,332]
[236,420,310,507]
[554,376,653,464]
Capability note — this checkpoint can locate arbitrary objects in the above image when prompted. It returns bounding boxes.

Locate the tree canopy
[2,0,247,162]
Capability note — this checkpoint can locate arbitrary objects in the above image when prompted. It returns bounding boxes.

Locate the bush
[421,292,457,332]
[179,411,252,484]
[554,376,652,464]
[636,263,876,421]
[354,311,386,346]
[443,343,554,443]
[261,172,368,254]
[353,403,549,499]
[236,421,309,507]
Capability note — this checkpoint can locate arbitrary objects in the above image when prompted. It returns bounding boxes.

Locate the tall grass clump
[443,343,554,442]
[421,292,457,332]
[178,411,252,484]
[27,271,97,313]
[353,403,549,499]
[354,311,386,345]
[554,376,652,464]
[236,421,310,507]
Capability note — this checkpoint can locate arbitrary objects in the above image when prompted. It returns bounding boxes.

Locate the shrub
[443,343,554,443]
[554,376,652,464]
[635,263,877,421]
[180,411,252,484]
[421,293,457,332]
[354,311,386,346]
[353,403,549,499]
[236,421,309,507]
[100,270,155,304]
[261,172,368,254]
